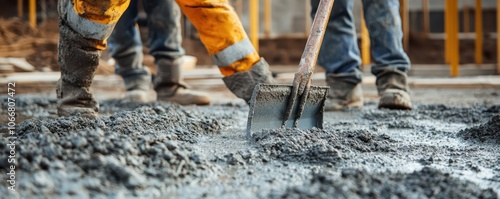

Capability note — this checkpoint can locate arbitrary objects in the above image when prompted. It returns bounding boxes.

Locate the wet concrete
[0,93,499,198]
[459,115,500,144]
[252,128,393,164]
[281,167,498,199]
[1,100,232,198]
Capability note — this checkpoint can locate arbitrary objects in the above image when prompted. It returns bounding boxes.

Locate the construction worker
[311,0,412,111]
[108,0,210,105]
[56,0,274,118]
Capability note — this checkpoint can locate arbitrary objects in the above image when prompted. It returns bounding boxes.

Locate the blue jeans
[311,0,410,83]
[108,0,184,78]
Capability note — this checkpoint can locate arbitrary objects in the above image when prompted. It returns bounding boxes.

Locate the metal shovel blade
[246,84,328,138]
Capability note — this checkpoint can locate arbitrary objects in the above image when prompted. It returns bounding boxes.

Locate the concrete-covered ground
[0,82,499,198]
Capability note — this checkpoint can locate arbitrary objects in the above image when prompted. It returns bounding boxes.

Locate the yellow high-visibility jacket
[62,0,259,76]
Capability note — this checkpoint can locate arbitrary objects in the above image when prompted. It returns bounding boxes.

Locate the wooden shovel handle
[294,0,335,94]
[281,0,335,128]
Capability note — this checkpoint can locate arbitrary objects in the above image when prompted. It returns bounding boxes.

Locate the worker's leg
[57,0,129,117]
[311,0,363,111]
[362,0,412,110]
[145,0,184,61]
[176,0,274,102]
[108,0,153,102]
[144,0,210,105]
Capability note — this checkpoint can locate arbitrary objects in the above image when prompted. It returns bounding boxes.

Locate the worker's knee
[73,0,130,24]
[58,0,130,41]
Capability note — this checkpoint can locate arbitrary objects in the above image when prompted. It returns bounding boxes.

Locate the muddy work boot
[375,68,413,110]
[154,58,210,105]
[222,58,275,102]
[324,74,363,111]
[57,23,100,118]
[121,68,155,103]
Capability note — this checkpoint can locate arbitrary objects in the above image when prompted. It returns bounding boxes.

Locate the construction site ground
[1,67,500,198]
[1,17,500,198]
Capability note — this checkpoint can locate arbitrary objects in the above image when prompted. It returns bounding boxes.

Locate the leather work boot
[222,58,275,102]
[57,80,99,118]
[121,68,155,103]
[324,73,363,111]
[154,58,210,105]
[375,67,413,110]
[56,21,100,118]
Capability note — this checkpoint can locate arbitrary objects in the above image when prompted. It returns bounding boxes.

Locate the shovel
[246,0,335,138]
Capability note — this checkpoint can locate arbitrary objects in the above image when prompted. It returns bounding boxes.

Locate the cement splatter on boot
[56,79,99,118]
[121,68,155,103]
[325,73,363,111]
[57,23,101,118]
[375,67,412,110]
[223,58,275,103]
[154,58,211,105]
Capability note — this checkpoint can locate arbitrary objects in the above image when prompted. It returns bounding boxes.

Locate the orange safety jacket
[62,0,260,76]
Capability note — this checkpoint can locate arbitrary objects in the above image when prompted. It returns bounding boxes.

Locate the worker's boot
[154,58,210,105]
[324,73,363,111]
[376,68,413,110]
[121,68,154,103]
[222,58,275,103]
[56,23,99,118]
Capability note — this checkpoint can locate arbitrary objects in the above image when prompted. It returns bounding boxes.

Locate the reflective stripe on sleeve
[212,38,256,67]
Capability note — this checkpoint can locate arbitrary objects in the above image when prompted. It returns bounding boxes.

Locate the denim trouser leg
[311,0,363,84]
[361,0,411,76]
[108,0,148,78]
[143,0,185,61]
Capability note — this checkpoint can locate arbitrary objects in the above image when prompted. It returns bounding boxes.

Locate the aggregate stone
[363,104,500,124]
[280,167,498,199]
[0,96,499,198]
[458,115,500,144]
[252,128,395,164]
[0,101,231,198]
